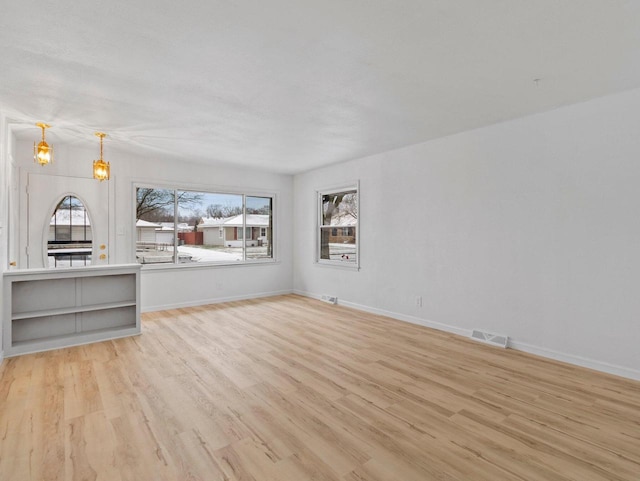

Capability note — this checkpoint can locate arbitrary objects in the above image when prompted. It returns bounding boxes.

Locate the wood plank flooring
[1,294,639,480]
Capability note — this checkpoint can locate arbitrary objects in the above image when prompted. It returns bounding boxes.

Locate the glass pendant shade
[93,132,110,181]
[93,159,110,181]
[34,123,53,166]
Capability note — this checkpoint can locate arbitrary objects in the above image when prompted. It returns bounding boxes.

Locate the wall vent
[321,295,338,305]
[470,329,508,348]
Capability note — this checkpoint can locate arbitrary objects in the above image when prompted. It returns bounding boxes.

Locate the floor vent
[321,295,338,305]
[470,329,508,348]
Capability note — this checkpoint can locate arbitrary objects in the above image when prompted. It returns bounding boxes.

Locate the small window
[317,184,358,267]
[48,195,92,268]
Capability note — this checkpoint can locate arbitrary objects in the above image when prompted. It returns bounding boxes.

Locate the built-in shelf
[3,264,141,356]
[10,325,140,355]
[11,301,137,320]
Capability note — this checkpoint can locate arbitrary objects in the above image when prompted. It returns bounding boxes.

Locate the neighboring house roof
[199,214,269,228]
[158,222,191,232]
[224,214,269,227]
[199,217,227,227]
[136,219,162,228]
[50,209,91,226]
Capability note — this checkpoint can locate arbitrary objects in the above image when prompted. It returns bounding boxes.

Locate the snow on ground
[177,245,241,262]
[326,243,357,262]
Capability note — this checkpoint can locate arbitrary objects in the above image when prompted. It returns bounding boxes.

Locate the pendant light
[34,122,53,166]
[93,132,110,181]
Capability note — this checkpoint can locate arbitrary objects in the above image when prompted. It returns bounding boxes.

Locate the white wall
[11,139,293,311]
[293,88,640,380]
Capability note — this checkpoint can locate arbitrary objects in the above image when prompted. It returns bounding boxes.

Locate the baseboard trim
[509,340,640,382]
[0,350,4,364]
[294,290,640,382]
[293,289,470,337]
[142,289,293,313]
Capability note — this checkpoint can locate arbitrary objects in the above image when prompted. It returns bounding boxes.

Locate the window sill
[314,260,360,271]
[140,259,279,272]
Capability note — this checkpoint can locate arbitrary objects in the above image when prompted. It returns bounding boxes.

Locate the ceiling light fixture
[34,122,53,166]
[93,132,110,181]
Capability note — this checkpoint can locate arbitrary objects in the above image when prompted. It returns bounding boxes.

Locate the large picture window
[135,187,274,266]
[317,184,358,267]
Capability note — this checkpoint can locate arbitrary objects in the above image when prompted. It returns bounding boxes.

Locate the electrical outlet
[415,296,423,307]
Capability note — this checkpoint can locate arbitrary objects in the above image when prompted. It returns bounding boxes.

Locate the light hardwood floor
[1,294,639,480]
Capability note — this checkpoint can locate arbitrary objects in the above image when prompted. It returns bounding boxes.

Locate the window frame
[133,182,277,269]
[316,182,359,270]
[48,195,93,268]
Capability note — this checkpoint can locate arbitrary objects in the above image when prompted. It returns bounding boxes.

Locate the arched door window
[47,195,93,267]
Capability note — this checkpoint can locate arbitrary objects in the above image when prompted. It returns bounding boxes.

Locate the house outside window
[317,183,358,268]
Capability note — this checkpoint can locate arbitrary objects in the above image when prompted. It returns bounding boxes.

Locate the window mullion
[242,195,246,261]
[173,190,178,264]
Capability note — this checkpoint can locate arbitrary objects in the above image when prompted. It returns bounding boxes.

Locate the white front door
[26,173,109,268]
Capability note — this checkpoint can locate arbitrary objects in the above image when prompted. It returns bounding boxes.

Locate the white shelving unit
[3,264,141,356]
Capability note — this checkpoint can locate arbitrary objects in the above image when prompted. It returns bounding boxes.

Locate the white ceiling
[2,1,640,174]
